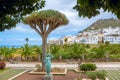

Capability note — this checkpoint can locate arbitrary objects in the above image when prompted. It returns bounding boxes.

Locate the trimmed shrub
[80,63,96,71]
[0,62,6,69]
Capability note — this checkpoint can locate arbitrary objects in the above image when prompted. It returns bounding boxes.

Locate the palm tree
[50,45,61,60]
[25,38,29,44]
[69,44,86,61]
[23,9,69,71]
[94,45,106,61]
[0,46,13,60]
[21,44,33,61]
[33,45,42,61]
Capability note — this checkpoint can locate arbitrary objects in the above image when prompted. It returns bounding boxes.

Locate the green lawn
[107,70,120,80]
[0,69,26,80]
[0,68,10,73]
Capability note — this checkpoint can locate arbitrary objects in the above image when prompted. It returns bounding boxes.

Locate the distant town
[48,26,120,45]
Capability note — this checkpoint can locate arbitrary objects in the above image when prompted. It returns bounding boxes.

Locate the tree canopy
[0,0,45,31]
[23,9,69,37]
[73,0,120,19]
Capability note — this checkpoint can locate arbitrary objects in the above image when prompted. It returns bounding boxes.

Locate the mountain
[84,18,120,31]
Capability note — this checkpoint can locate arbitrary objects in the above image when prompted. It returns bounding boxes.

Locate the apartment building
[48,27,120,44]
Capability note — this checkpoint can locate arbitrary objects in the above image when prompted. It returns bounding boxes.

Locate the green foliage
[50,45,61,59]
[66,44,86,59]
[34,46,42,55]
[73,0,120,19]
[33,45,42,61]
[80,63,97,71]
[23,9,69,28]
[110,54,120,59]
[21,44,34,60]
[88,45,106,59]
[0,0,45,31]
[0,43,120,61]
[96,45,106,58]
[0,46,14,60]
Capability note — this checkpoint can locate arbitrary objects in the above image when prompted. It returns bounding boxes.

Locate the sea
[0,44,41,48]
[0,45,22,48]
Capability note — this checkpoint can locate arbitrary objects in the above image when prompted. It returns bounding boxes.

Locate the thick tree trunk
[42,37,47,71]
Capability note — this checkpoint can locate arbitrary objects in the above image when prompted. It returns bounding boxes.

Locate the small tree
[23,9,69,71]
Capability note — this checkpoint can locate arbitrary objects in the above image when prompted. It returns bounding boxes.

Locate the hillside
[84,19,120,31]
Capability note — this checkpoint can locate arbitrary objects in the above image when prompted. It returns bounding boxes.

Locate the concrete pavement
[6,62,120,70]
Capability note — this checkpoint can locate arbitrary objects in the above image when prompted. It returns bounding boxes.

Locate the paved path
[6,62,120,70]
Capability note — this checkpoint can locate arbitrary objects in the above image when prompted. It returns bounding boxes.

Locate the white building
[103,27,120,44]
[48,27,120,45]
[48,39,62,45]
[86,36,98,44]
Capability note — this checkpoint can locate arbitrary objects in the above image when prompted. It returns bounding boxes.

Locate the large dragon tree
[23,9,69,71]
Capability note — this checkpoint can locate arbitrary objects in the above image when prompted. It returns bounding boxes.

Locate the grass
[0,68,10,73]
[106,70,120,80]
[0,69,26,80]
[76,70,120,80]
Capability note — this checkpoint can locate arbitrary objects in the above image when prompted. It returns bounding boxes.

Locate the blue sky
[0,0,116,46]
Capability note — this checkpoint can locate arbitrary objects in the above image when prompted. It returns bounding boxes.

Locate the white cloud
[12,27,32,33]
[11,23,34,33]
[44,0,75,10]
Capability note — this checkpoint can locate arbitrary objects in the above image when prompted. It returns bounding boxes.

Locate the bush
[80,63,96,71]
[0,62,6,69]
